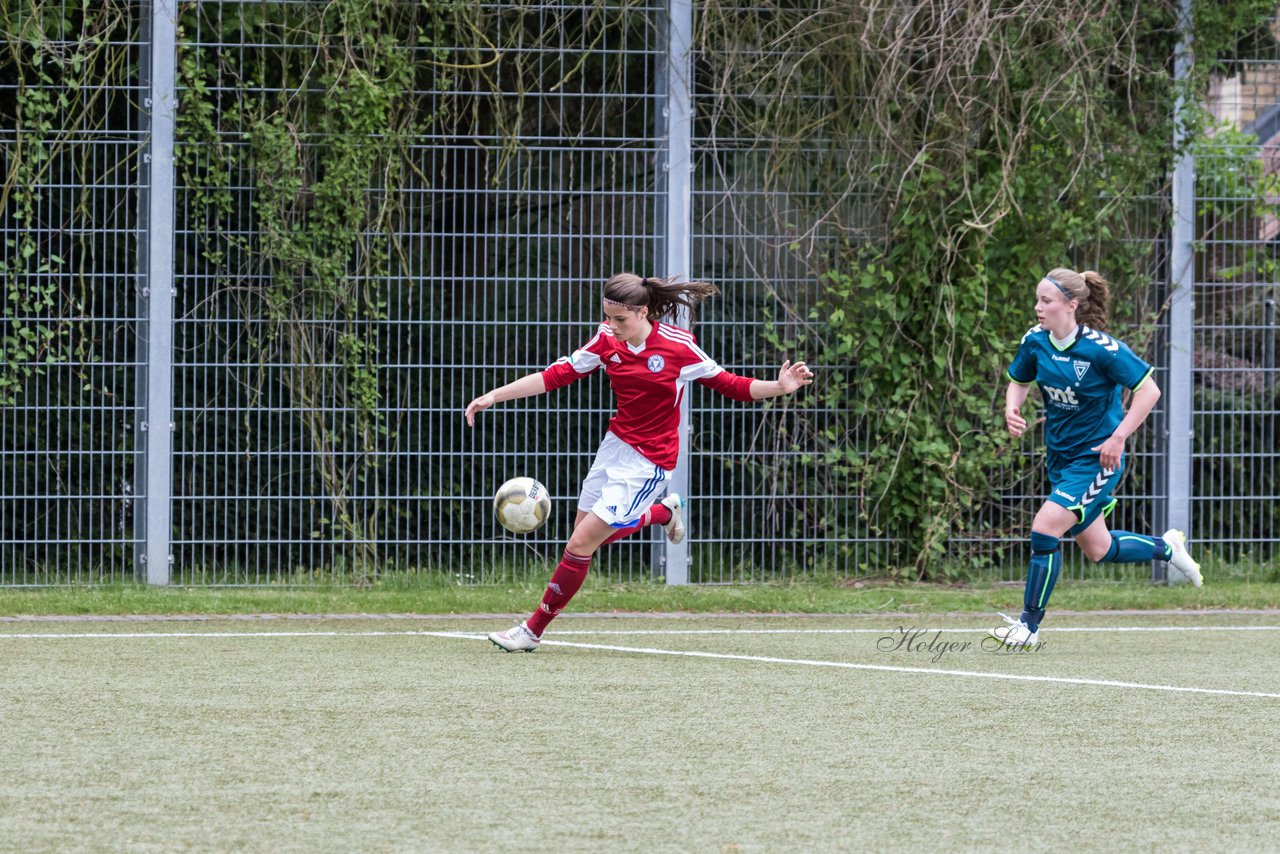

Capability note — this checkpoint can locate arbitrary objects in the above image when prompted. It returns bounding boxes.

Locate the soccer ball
[493,476,551,534]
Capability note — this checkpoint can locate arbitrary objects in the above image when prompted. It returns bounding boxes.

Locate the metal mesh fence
[1195,55,1280,565]
[169,0,673,583]
[1,1,1277,586]
[1,1,145,584]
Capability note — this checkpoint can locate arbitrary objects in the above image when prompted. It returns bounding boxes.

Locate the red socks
[526,503,674,637]
[526,550,592,636]
[602,503,672,545]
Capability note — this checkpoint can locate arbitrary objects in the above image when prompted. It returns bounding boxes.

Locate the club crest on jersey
[1073,360,1090,382]
[647,355,665,373]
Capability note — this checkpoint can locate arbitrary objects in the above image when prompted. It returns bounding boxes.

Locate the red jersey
[541,320,755,469]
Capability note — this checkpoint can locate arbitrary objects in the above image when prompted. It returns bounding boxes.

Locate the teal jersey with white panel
[1006,324,1154,463]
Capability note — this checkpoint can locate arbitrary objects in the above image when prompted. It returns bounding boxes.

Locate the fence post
[135,0,178,585]
[1264,295,1276,395]
[658,0,694,585]
[1164,0,1195,577]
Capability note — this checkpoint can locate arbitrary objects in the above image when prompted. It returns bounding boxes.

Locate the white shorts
[578,431,671,527]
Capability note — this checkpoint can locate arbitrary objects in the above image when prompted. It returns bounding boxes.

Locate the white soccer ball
[493,476,551,534]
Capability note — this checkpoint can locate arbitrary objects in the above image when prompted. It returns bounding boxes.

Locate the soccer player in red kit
[464,273,814,651]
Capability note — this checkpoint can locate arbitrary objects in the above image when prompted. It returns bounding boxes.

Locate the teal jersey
[1007,324,1154,462]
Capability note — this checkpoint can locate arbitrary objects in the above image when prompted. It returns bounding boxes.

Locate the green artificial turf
[2,577,1279,619]
[2,611,1278,851]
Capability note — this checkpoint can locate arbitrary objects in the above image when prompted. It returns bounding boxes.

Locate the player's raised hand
[465,392,496,427]
[777,359,814,394]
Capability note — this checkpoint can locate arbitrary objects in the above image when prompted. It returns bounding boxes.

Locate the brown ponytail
[1046,267,1111,332]
[602,273,720,325]
[1078,271,1111,331]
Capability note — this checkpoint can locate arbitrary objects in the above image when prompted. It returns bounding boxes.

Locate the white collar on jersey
[1049,325,1079,350]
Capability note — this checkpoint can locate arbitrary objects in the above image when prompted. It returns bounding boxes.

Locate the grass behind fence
[2,575,1279,619]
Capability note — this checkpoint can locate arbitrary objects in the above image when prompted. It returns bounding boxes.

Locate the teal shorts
[1046,454,1124,536]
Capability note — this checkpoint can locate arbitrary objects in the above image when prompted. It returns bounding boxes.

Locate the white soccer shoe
[488,621,541,652]
[660,493,686,544]
[988,613,1039,647]
[1161,529,1203,587]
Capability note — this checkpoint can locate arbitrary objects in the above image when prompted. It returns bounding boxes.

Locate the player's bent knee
[566,514,615,555]
[1082,544,1110,563]
[566,533,602,556]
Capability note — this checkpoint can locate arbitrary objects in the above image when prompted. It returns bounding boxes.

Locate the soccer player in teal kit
[991,268,1203,647]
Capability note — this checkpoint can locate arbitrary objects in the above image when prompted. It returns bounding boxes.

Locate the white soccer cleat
[488,621,541,652]
[660,493,686,544]
[988,613,1039,647]
[1162,529,1203,587]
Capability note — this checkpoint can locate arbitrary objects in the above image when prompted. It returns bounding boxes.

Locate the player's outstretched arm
[749,359,814,400]
[465,372,548,426]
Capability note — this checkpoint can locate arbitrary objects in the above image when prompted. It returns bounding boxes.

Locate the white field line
[3,625,1280,641]
[534,638,1280,700]
[1,627,1278,700]
[526,626,1280,635]
[0,630,466,640]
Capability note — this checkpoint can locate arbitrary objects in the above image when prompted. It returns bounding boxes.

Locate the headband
[1045,275,1073,299]
[603,277,653,309]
